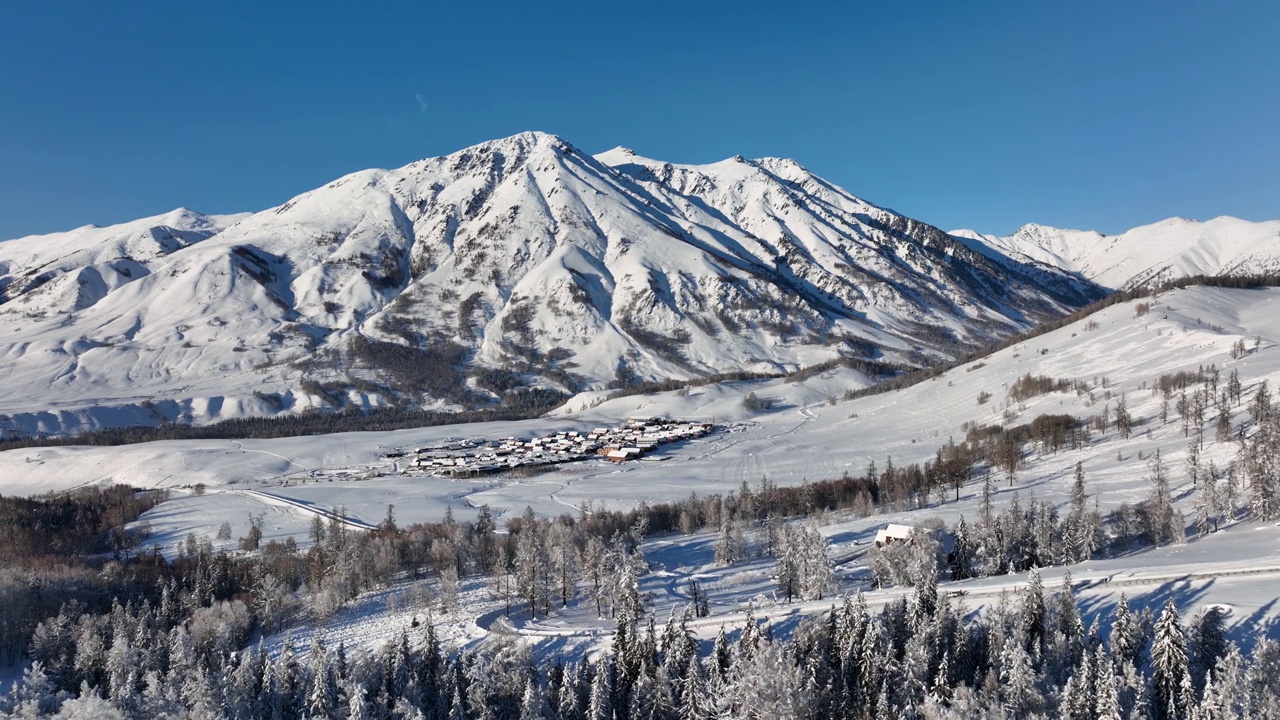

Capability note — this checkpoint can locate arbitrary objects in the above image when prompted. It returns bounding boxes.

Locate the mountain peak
[433,130,572,162]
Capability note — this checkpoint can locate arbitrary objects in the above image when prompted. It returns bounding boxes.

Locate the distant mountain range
[952,216,1280,290]
[1,131,1274,436]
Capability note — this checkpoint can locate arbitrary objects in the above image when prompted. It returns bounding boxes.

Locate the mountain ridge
[3,131,1269,437]
[951,215,1280,291]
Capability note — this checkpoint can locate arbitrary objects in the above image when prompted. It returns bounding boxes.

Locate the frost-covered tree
[1189,606,1229,696]
[949,515,975,580]
[1021,568,1047,656]
[1151,600,1191,720]
[547,522,581,609]
[1109,594,1146,669]
[712,507,746,566]
[999,639,1041,716]
[1246,638,1280,717]
[1093,647,1123,720]
[1064,462,1101,562]
[1194,469,1221,535]
[612,541,646,621]
[775,522,833,602]
[514,508,551,617]
[1115,394,1133,439]
[587,659,613,720]
[1143,450,1182,545]
[1242,400,1280,520]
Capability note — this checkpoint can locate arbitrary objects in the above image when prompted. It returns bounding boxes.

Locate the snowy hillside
[0,132,1103,436]
[953,215,1280,290]
[0,208,248,316]
[3,282,1277,529]
[5,282,1280,678]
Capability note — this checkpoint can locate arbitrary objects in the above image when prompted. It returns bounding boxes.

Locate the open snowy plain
[3,283,1280,658]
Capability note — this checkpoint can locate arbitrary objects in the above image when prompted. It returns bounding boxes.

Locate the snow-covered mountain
[0,132,1114,435]
[952,215,1280,291]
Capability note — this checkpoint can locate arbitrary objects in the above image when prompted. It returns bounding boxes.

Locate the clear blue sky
[2,1,1277,239]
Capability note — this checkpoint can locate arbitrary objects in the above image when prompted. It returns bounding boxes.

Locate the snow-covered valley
[5,283,1280,659]
[23,131,1274,437]
[5,134,1280,718]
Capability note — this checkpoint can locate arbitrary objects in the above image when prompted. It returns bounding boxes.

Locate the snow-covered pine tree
[1053,571,1084,678]
[1243,398,1280,520]
[514,508,551,617]
[949,515,974,580]
[519,676,547,720]
[1151,599,1192,720]
[999,639,1042,716]
[1092,645,1123,720]
[547,521,582,609]
[678,662,708,720]
[799,522,833,601]
[1144,449,1182,545]
[1188,606,1229,695]
[1115,394,1133,439]
[909,546,938,630]
[1021,567,1047,657]
[1108,594,1145,669]
[775,525,801,602]
[1246,638,1280,717]
[587,658,613,720]
[712,503,745,566]
[1065,462,1100,562]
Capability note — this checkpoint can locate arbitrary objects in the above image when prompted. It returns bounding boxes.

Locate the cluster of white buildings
[407,418,715,477]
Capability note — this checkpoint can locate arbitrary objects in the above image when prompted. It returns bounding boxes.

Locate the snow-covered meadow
[4,284,1280,659]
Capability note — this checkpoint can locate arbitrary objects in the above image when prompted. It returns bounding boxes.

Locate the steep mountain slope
[953,215,1280,290]
[0,132,1104,435]
[0,208,248,316]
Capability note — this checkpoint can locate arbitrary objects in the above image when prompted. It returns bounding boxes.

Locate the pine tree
[980,470,995,524]
[1151,599,1191,720]
[928,651,951,705]
[515,508,550,617]
[1109,594,1144,668]
[738,605,762,658]
[1199,671,1226,720]
[910,548,938,630]
[1092,649,1123,720]
[678,663,707,720]
[799,523,834,601]
[775,525,801,602]
[1144,449,1182,545]
[1211,643,1248,718]
[305,648,338,719]
[712,505,745,566]
[1243,402,1280,520]
[519,676,547,720]
[548,522,582,609]
[587,659,613,720]
[949,515,974,580]
[999,639,1041,716]
[1246,638,1280,717]
[1195,469,1221,535]
[1054,571,1084,674]
[1021,567,1047,656]
[105,631,136,708]
[1060,663,1091,720]
[1115,395,1133,439]
[1189,606,1228,692]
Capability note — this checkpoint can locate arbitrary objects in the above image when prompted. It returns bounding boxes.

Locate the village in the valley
[393,418,718,478]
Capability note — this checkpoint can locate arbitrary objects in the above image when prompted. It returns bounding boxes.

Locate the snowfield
[4,283,1280,659]
[23,133,1280,438]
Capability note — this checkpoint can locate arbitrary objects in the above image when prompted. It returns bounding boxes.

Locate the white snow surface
[5,283,1280,657]
[953,215,1280,290]
[0,132,1106,436]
